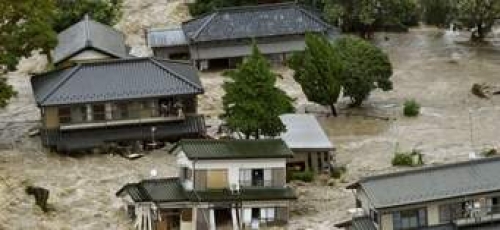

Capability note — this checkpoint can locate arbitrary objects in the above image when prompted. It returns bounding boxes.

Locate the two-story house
[116,139,297,230]
[147,2,340,70]
[336,157,500,230]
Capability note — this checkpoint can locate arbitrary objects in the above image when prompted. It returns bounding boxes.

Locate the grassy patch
[403,99,420,117]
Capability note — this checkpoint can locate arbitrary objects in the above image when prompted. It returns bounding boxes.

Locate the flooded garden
[2,0,500,229]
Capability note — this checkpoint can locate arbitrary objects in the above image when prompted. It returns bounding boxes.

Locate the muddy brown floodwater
[2,3,500,228]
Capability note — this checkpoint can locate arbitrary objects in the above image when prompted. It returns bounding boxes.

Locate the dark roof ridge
[191,12,218,40]
[214,2,297,12]
[349,157,500,189]
[294,4,332,29]
[149,58,203,91]
[39,65,82,104]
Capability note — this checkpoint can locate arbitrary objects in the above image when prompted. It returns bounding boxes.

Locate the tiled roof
[175,139,294,160]
[53,15,129,64]
[117,178,296,203]
[348,157,500,209]
[182,2,337,42]
[31,58,203,106]
[279,114,334,151]
[351,217,377,230]
[147,27,188,47]
[43,115,206,151]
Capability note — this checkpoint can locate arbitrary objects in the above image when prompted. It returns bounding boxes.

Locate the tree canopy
[456,0,500,40]
[53,0,123,32]
[222,44,294,139]
[0,0,57,107]
[334,36,393,106]
[288,33,343,116]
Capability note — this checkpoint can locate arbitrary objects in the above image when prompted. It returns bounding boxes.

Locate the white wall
[69,50,112,62]
[176,151,286,190]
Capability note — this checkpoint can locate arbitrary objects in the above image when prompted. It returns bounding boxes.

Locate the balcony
[60,113,185,131]
[454,205,500,227]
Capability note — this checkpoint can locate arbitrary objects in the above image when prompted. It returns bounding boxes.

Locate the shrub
[331,165,347,179]
[289,171,315,182]
[403,99,420,117]
[392,149,424,167]
[482,148,498,157]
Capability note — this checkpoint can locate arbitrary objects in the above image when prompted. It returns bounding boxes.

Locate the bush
[404,99,420,117]
[331,165,347,179]
[289,171,315,182]
[482,148,498,157]
[392,149,424,167]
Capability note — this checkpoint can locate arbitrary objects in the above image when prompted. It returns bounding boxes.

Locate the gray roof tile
[182,3,337,42]
[350,157,500,209]
[31,58,203,106]
[147,27,188,47]
[279,114,334,151]
[53,15,129,64]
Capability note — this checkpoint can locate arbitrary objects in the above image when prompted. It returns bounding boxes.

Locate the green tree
[456,0,500,41]
[53,0,123,32]
[222,44,294,139]
[288,33,343,116]
[421,0,456,27]
[334,36,393,106]
[0,0,57,107]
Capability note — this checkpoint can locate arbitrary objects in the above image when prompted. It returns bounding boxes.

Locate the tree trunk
[330,104,338,117]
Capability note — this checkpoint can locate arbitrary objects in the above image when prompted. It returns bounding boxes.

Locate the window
[112,103,129,120]
[58,107,71,124]
[92,104,106,121]
[439,203,465,223]
[393,208,427,230]
[71,106,87,123]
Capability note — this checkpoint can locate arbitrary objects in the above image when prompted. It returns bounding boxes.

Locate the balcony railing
[239,180,274,188]
[59,109,185,131]
[453,205,500,226]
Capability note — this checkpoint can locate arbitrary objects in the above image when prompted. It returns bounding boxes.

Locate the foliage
[481,148,498,157]
[334,36,393,107]
[420,0,456,27]
[330,165,347,179]
[456,0,500,41]
[0,0,57,107]
[392,149,424,167]
[289,171,315,182]
[52,0,123,32]
[221,43,294,139]
[323,0,418,38]
[288,33,343,116]
[403,99,420,117]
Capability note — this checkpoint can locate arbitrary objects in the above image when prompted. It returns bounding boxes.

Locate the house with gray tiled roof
[117,139,296,230]
[336,157,500,230]
[147,2,339,70]
[31,57,205,152]
[53,15,130,66]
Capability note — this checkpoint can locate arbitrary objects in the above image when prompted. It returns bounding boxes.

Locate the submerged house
[336,157,500,230]
[31,16,206,152]
[279,114,335,173]
[53,15,130,67]
[117,139,297,230]
[147,2,339,70]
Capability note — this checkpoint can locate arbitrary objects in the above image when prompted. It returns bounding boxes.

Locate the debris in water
[25,186,50,213]
[471,83,490,99]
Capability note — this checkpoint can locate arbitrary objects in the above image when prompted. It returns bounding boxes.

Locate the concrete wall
[381,213,393,230]
[427,204,439,226]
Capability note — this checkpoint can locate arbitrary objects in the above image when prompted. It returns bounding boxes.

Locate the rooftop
[31,58,203,106]
[147,27,188,47]
[175,139,294,160]
[348,157,500,209]
[279,114,334,151]
[53,15,129,64]
[116,177,296,203]
[182,2,337,42]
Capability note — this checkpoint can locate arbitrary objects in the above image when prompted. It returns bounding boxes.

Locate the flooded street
[2,1,500,228]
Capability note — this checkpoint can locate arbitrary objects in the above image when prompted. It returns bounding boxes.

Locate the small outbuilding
[279,114,335,173]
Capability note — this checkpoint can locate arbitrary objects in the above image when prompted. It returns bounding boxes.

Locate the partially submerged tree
[334,36,393,106]
[421,0,456,27]
[53,0,123,32]
[222,44,294,139]
[456,0,500,41]
[288,33,343,116]
[0,0,57,107]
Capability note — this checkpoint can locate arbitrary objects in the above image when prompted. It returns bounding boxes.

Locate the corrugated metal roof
[176,139,294,160]
[279,114,334,151]
[148,27,188,47]
[117,178,296,203]
[352,157,500,209]
[182,2,338,43]
[31,58,203,106]
[53,15,129,64]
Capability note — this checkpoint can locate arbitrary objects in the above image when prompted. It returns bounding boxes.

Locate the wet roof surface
[353,157,500,209]
[279,114,334,151]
